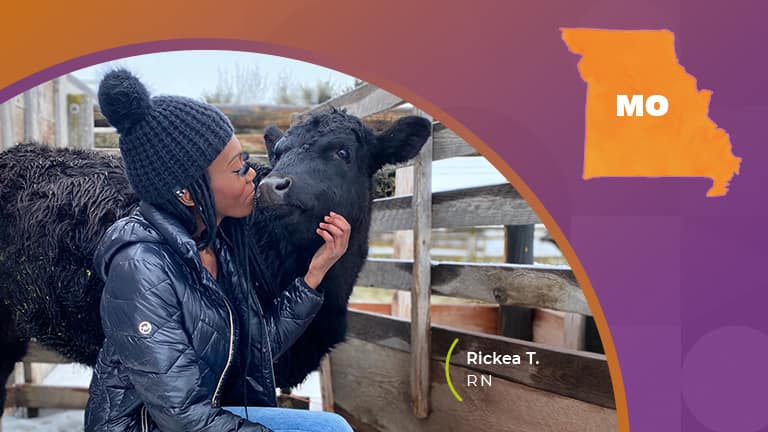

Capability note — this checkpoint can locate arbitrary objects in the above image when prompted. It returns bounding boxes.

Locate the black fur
[255,109,431,386]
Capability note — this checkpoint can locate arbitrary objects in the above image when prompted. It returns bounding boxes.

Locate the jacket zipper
[265,329,277,405]
[253,294,278,405]
[212,294,236,407]
[140,405,148,432]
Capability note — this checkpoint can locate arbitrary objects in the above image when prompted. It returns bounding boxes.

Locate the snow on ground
[3,363,90,431]
[3,364,323,431]
[3,410,86,432]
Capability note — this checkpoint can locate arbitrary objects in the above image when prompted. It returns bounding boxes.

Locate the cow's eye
[336,148,351,162]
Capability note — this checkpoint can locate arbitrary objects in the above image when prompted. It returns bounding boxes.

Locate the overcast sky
[71,50,357,104]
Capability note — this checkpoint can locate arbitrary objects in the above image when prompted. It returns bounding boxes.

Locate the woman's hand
[303,212,351,289]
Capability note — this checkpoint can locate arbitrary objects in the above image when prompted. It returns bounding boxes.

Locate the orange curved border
[0,27,629,428]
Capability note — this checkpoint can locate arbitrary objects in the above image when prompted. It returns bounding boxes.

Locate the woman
[85,70,353,432]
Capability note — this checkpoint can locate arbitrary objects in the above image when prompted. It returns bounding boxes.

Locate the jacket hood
[93,201,200,281]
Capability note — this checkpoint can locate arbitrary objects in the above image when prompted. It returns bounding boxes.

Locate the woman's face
[208,135,257,221]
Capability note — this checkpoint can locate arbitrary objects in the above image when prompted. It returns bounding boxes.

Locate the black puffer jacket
[85,202,324,431]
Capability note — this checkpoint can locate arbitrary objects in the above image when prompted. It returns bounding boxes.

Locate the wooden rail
[357,259,588,315]
[370,183,540,232]
[6,385,89,410]
[4,342,88,416]
[432,123,477,160]
[293,83,405,124]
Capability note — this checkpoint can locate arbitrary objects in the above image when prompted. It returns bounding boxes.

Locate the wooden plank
[53,78,66,148]
[331,338,617,431]
[67,93,94,149]
[533,309,566,346]
[0,100,13,150]
[432,123,478,160]
[391,164,414,320]
[564,313,587,350]
[348,303,500,335]
[349,302,392,315]
[6,385,89,410]
[375,123,477,170]
[357,259,589,315]
[276,393,310,410]
[24,342,72,364]
[345,310,614,409]
[319,356,335,412]
[410,111,432,418]
[500,225,535,341]
[431,304,499,335]
[217,104,304,131]
[23,88,40,142]
[335,405,382,432]
[91,148,271,167]
[370,183,539,232]
[294,83,404,123]
[22,362,38,417]
[37,82,56,146]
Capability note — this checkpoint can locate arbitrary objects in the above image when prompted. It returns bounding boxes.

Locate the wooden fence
[5,342,89,419]
[5,83,616,432]
[0,75,95,151]
[303,84,616,431]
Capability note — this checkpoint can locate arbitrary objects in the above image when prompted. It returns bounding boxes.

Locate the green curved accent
[445,338,463,402]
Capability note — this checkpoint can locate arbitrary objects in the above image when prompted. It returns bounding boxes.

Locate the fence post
[23,88,40,143]
[391,165,414,318]
[411,111,433,418]
[0,100,13,150]
[53,78,67,148]
[67,93,94,149]
[500,225,535,339]
[319,356,335,412]
[564,313,587,350]
[22,361,38,418]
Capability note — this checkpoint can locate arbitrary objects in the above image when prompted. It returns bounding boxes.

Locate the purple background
[2,1,767,430]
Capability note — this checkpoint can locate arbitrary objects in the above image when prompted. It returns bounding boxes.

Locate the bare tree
[275,71,342,105]
[202,64,266,104]
[204,65,348,106]
[273,69,298,105]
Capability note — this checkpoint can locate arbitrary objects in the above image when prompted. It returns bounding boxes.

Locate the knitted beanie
[98,69,234,204]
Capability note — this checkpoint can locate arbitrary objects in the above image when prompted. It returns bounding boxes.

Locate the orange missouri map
[561,28,741,197]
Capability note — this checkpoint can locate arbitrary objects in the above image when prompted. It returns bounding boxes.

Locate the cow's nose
[273,176,292,192]
[257,176,293,203]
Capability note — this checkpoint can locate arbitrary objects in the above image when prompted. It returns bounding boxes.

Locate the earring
[174,188,185,198]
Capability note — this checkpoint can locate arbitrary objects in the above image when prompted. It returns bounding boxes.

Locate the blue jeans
[224,406,353,432]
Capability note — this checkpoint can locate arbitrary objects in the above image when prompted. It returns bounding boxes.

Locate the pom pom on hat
[98,69,153,134]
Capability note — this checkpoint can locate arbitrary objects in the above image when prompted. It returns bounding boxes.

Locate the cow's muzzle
[256,175,293,206]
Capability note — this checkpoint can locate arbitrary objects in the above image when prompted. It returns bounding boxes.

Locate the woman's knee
[316,412,353,432]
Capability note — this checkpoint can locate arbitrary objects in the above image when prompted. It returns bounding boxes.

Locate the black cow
[255,109,430,386]
[0,108,430,410]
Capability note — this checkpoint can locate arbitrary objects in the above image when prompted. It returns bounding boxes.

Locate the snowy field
[3,365,323,431]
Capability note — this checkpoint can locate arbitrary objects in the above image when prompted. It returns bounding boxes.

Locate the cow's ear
[370,116,432,173]
[264,125,284,166]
